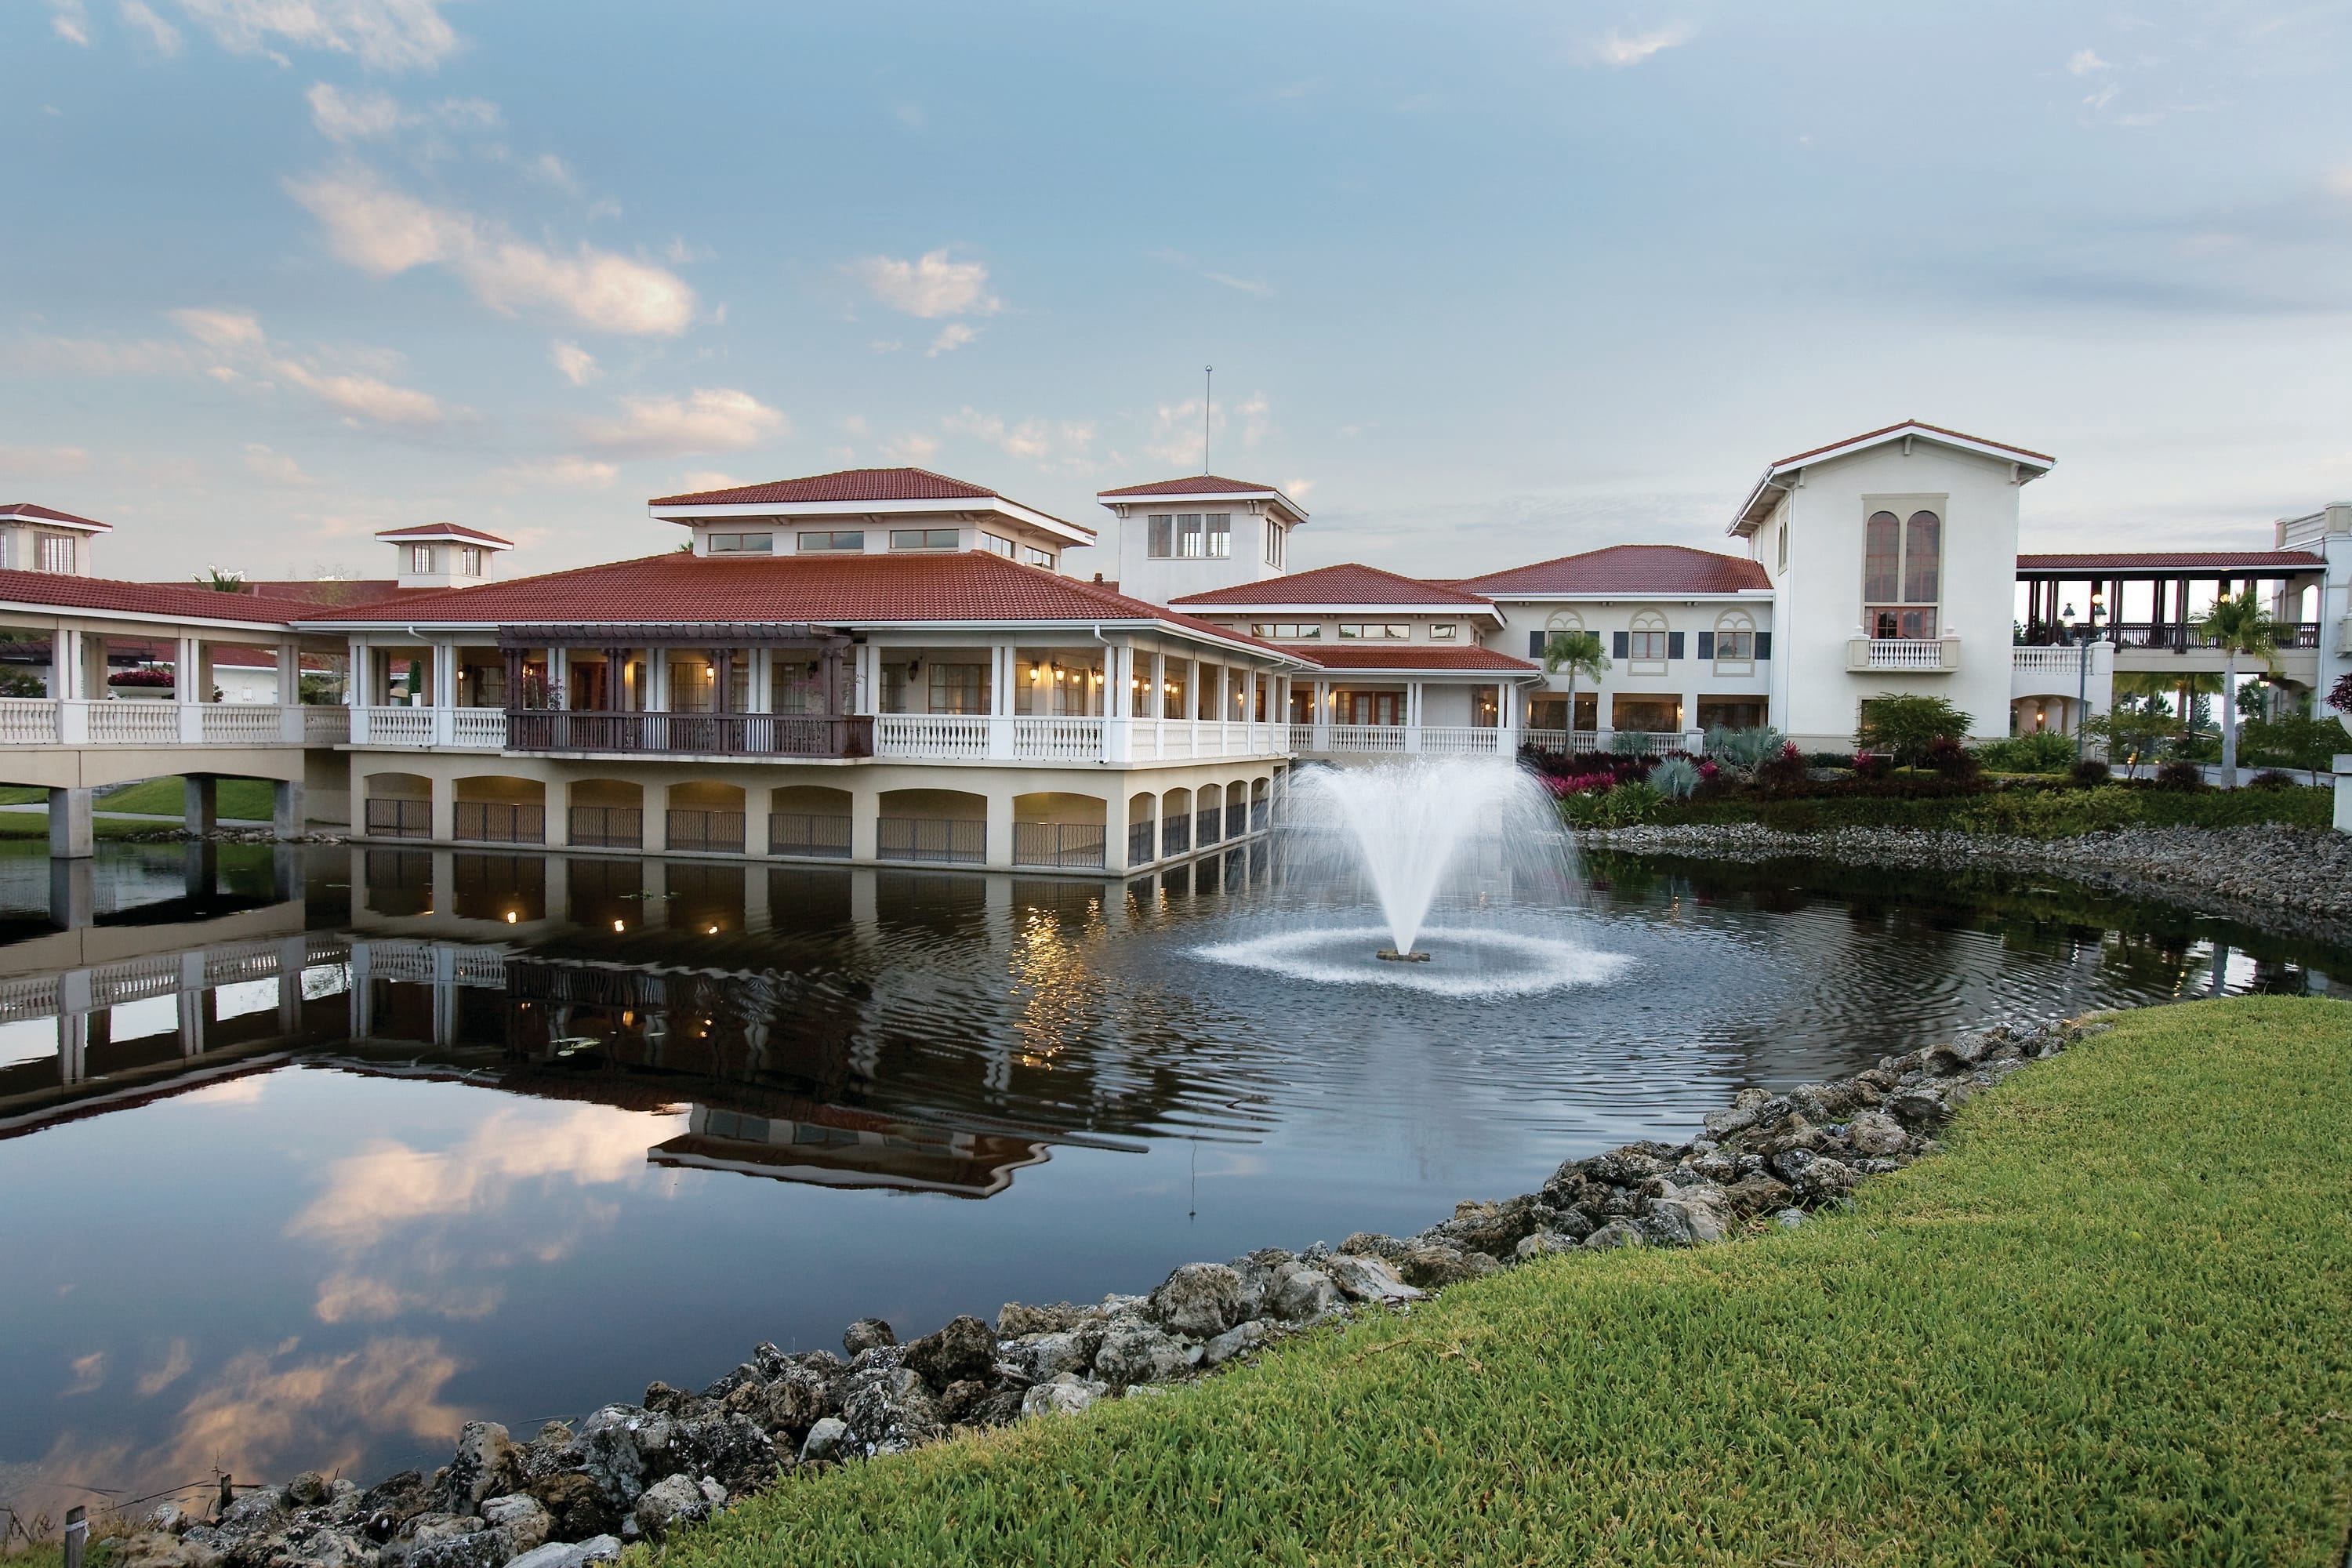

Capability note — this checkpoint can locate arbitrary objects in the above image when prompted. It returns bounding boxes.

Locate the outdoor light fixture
[612,919,625,931]
[505,910,518,924]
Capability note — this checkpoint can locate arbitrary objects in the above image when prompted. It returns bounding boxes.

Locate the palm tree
[1542,630,1610,746]
[2197,590,2281,786]
[194,568,245,593]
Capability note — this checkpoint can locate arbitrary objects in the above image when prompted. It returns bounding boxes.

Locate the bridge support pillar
[273,779,306,840]
[184,775,219,836]
[48,858,93,929]
[48,787,94,858]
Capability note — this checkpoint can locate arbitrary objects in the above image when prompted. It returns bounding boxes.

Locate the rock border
[108,1014,2103,1568]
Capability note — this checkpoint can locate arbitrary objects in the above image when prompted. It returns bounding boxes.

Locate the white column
[276,642,300,706]
[988,641,1015,759]
[430,641,456,746]
[1501,682,1520,747]
[746,647,767,714]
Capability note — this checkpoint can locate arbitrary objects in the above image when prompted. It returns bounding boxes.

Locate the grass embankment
[1646,780,2332,837]
[0,776,277,837]
[656,997,2352,1566]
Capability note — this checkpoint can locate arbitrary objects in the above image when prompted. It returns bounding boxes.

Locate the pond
[0,837,2340,1520]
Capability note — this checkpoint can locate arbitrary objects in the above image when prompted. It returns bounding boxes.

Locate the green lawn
[656,997,2352,1566]
[0,775,276,825]
[1646,781,2332,836]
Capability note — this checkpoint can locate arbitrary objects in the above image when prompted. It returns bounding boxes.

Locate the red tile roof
[1773,420,2053,468]
[227,579,408,607]
[296,550,1291,652]
[1097,475,1287,498]
[1171,563,1494,608]
[649,468,997,506]
[0,571,314,625]
[376,522,514,546]
[1290,645,1537,673]
[1454,545,1770,595]
[2016,550,2325,574]
[0,503,112,532]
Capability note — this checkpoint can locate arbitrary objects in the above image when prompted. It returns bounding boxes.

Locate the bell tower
[1094,477,1307,608]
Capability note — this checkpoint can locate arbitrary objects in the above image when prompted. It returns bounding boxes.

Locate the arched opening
[1159,786,1192,857]
[877,787,986,865]
[667,781,747,853]
[1013,791,1107,869]
[454,775,546,844]
[1127,791,1158,867]
[568,778,644,849]
[1250,775,1272,833]
[1196,782,1225,847]
[769,784,852,858]
[1225,779,1250,840]
[363,771,430,839]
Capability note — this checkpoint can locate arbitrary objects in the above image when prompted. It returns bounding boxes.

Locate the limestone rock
[481,1496,550,1557]
[840,1318,897,1357]
[1148,1262,1252,1339]
[1323,1252,1423,1303]
[1514,1229,1581,1261]
[438,1421,518,1512]
[1583,1221,1644,1250]
[1000,1328,1098,1385]
[523,1475,615,1544]
[797,1418,851,1464]
[630,1475,710,1540]
[116,1533,223,1568]
[1200,1319,1270,1367]
[900,1315,999,1391]
[1844,1109,1908,1158]
[1336,1232,1412,1264]
[1092,1325,1192,1387]
[504,1537,620,1568]
[287,1473,332,1508]
[1270,1267,1340,1321]
[840,1366,942,1454]
[996,1301,1086,1337]
[1021,1374,1106,1417]
[1396,1246,1493,1288]
[760,1363,835,1443]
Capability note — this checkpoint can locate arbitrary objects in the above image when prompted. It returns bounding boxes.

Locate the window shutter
[1697,631,1715,661]
[1612,630,1628,660]
[1528,630,1546,658]
[1755,632,1773,660]
[1668,631,1686,660]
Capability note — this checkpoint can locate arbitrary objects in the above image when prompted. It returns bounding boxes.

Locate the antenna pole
[1203,365,1214,474]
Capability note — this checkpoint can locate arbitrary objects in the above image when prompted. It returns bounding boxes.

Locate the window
[1265,523,1287,568]
[1338,623,1409,641]
[1148,514,1231,559]
[772,659,822,715]
[927,662,988,714]
[459,546,484,575]
[1864,508,1941,639]
[1428,623,1457,641]
[38,534,74,574]
[1777,519,1789,574]
[410,544,434,575]
[1626,611,1669,662]
[1026,546,1054,568]
[1706,612,1756,664]
[982,532,1017,559]
[1248,622,1323,641]
[707,532,774,554]
[798,530,865,552]
[890,528,959,551]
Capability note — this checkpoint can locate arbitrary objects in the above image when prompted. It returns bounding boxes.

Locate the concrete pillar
[641,858,668,929]
[271,842,299,904]
[430,850,455,920]
[274,779,306,840]
[347,638,368,707]
[177,948,206,1057]
[183,841,217,901]
[744,862,770,932]
[48,857,93,928]
[849,779,879,863]
[984,789,1015,870]
[430,774,456,844]
[430,942,458,1048]
[350,941,376,1040]
[277,643,300,705]
[185,775,220,835]
[49,786,94,858]
[278,935,307,1037]
[57,1010,88,1084]
[49,625,76,700]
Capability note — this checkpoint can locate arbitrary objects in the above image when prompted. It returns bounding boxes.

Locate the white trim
[1097,487,1308,526]
[0,597,300,635]
[0,512,111,534]
[375,527,514,550]
[1172,599,1501,620]
[1730,423,2052,535]
[649,495,1096,545]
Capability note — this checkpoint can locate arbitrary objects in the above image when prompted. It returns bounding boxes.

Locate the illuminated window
[927,662,988,714]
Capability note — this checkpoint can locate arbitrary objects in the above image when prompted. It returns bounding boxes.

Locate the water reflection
[0,837,2344,1526]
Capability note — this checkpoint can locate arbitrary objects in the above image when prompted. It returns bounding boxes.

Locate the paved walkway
[0,804,273,826]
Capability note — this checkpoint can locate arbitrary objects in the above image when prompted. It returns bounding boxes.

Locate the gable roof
[646,467,1094,544]
[377,522,514,547]
[1169,563,1494,609]
[1454,544,1770,596]
[0,570,315,628]
[0,503,112,533]
[292,550,1297,661]
[1731,420,2054,535]
[1094,474,1308,525]
[1290,644,1538,674]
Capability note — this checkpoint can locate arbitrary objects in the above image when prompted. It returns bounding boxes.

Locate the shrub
[1974,730,2078,774]
[1926,735,1981,781]
[2154,761,2205,792]
[2246,769,2297,790]
[1610,730,1656,757]
[1703,726,1786,773]
[1849,752,1892,781]
[2070,758,2111,787]
[1649,757,1701,800]
[107,667,174,688]
[1755,742,1810,792]
[1857,695,1973,766]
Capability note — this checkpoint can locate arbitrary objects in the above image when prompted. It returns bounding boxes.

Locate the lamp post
[2071,590,2105,762]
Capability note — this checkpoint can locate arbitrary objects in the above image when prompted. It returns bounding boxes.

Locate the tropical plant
[2154,760,2205,792]
[1856,695,1972,767]
[1973,730,2078,774]
[1541,630,1610,740]
[1926,735,1981,781]
[0,666,45,697]
[1703,725,1786,775]
[1609,729,1653,756]
[2196,591,2281,786]
[1648,756,1701,800]
[194,567,245,592]
[2082,699,2184,772]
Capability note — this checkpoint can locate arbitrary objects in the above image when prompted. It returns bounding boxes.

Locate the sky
[4,0,2350,586]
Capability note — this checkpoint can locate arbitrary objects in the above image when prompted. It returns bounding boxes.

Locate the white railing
[1419,726,1506,755]
[305,706,351,745]
[358,706,436,747]
[452,710,508,748]
[2010,646,2084,674]
[200,705,284,745]
[1327,724,1410,752]
[874,714,992,760]
[0,699,342,747]
[88,702,180,744]
[0,699,62,744]
[1013,716,1103,761]
[1848,637,1958,672]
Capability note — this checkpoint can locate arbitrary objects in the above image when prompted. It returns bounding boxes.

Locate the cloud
[0,444,94,477]
[527,151,580,194]
[287,166,698,336]
[1204,271,1274,298]
[942,407,1096,470]
[927,321,979,356]
[243,443,313,485]
[307,81,405,140]
[1144,391,1269,467]
[136,1339,194,1397]
[2083,81,2121,111]
[2067,48,2112,75]
[167,306,445,426]
[161,1336,467,1485]
[1284,477,1314,500]
[48,0,90,45]
[64,1351,106,1396]
[491,455,617,490]
[848,248,1000,318]
[171,0,463,72]
[121,0,182,53]
[878,433,940,464]
[891,101,925,131]
[550,339,599,386]
[1583,22,1695,67]
[1238,390,1272,447]
[581,388,785,457]
[669,469,744,492]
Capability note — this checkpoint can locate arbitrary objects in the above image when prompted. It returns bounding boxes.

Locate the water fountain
[1196,756,1621,996]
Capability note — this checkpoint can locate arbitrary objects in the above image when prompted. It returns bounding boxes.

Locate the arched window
[1627,610,1669,663]
[1711,609,1756,663]
[1864,506,1942,639]
[1546,611,1584,633]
